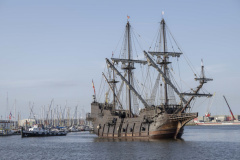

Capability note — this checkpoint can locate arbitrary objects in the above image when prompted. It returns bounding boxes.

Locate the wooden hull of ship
[89,102,197,139]
[96,121,184,139]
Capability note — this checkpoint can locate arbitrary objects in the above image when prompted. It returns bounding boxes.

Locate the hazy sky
[0,0,239,119]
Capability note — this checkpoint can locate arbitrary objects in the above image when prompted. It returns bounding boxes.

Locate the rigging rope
[97,64,107,101]
[132,30,143,53]
[132,27,150,51]
[113,29,125,58]
[148,25,160,51]
[177,58,183,91]
[166,25,200,77]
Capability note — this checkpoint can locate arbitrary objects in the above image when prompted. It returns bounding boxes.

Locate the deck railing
[168,113,198,121]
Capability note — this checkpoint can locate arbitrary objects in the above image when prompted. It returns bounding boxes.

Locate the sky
[0,0,239,120]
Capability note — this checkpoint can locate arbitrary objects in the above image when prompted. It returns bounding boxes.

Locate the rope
[132,27,152,51]
[177,58,183,90]
[148,25,160,51]
[140,66,150,97]
[132,29,144,52]
[113,29,125,58]
[192,97,209,111]
[97,63,107,101]
[166,24,200,77]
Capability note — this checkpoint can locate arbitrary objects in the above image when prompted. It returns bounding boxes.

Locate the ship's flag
[127,15,130,19]
[9,112,12,120]
[92,79,96,95]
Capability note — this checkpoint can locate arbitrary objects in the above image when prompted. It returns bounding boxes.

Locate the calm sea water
[1,126,240,160]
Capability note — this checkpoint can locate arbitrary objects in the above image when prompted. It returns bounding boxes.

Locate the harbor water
[1,125,239,160]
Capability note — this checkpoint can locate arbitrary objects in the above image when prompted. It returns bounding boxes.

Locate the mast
[51,109,52,127]
[161,19,168,105]
[113,70,116,109]
[7,92,8,121]
[109,18,148,113]
[106,58,149,108]
[102,73,123,109]
[127,21,132,117]
[18,112,19,128]
[14,99,16,128]
[181,60,213,112]
[144,51,187,104]
[147,18,213,112]
[43,106,45,127]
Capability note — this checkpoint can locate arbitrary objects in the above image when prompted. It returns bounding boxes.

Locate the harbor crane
[223,95,236,120]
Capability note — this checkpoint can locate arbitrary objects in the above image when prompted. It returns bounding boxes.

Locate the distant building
[195,115,240,122]
[0,120,15,129]
[18,119,36,127]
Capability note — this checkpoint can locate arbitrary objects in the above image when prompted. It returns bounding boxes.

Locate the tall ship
[88,17,213,139]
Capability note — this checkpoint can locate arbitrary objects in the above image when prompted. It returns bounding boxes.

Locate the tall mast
[110,18,148,112]
[127,21,132,117]
[113,70,116,109]
[161,19,168,105]
[201,59,205,79]
[14,99,16,128]
[7,92,8,120]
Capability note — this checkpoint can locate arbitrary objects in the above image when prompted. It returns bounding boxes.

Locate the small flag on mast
[9,112,12,120]
[92,79,96,95]
[127,15,130,19]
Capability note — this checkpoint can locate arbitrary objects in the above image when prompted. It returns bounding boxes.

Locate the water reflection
[93,137,185,143]
[0,126,239,160]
